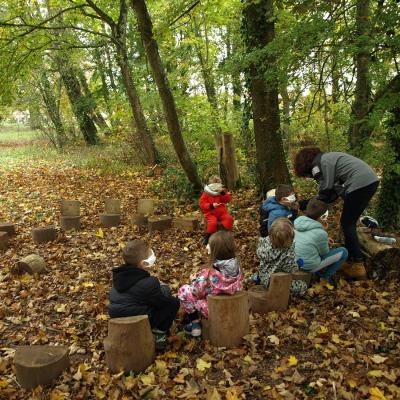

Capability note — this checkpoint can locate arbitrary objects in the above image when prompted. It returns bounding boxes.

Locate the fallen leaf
[368,370,384,378]
[288,356,298,367]
[95,228,104,238]
[196,358,211,371]
[267,335,280,345]
[226,388,239,400]
[370,355,388,364]
[369,387,387,400]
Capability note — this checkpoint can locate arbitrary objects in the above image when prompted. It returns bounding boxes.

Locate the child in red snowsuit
[199,176,234,244]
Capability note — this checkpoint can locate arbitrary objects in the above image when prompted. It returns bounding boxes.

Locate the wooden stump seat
[105,198,121,214]
[0,231,9,250]
[137,199,155,215]
[291,270,312,286]
[14,254,46,275]
[99,213,121,228]
[60,200,80,217]
[60,216,81,231]
[0,222,16,236]
[148,216,172,232]
[173,217,199,231]
[31,226,57,244]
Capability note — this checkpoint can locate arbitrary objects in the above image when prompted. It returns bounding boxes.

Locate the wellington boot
[341,261,367,280]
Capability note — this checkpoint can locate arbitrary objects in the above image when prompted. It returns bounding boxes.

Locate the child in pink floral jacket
[178,230,242,337]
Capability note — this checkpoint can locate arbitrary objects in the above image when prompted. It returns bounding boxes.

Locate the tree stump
[105,198,121,214]
[14,345,69,389]
[148,216,172,232]
[31,226,57,244]
[60,200,80,217]
[203,291,249,348]
[60,216,81,231]
[14,254,46,275]
[131,214,148,227]
[137,199,155,215]
[104,316,155,373]
[248,273,292,314]
[357,227,400,280]
[99,213,121,228]
[291,271,312,286]
[0,222,16,236]
[0,232,9,250]
[172,217,199,231]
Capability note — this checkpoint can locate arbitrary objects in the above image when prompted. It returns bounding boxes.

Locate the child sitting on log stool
[107,240,180,350]
[257,218,307,296]
[199,175,234,245]
[294,198,349,285]
[178,231,242,337]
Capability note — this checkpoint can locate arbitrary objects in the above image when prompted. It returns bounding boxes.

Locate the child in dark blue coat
[259,184,299,237]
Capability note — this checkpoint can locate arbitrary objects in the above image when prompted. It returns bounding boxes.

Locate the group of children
[107,177,350,350]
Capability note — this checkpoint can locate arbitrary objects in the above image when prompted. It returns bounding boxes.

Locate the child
[294,198,349,283]
[178,231,242,337]
[107,240,180,350]
[257,218,307,296]
[199,175,234,244]
[259,184,299,237]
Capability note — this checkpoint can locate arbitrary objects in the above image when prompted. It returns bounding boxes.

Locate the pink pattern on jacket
[178,258,242,318]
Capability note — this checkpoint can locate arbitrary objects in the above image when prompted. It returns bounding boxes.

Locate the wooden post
[204,291,249,348]
[60,216,81,231]
[0,222,16,236]
[0,232,9,250]
[14,345,69,389]
[104,316,155,373]
[105,198,121,214]
[137,199,155,215]
[31,226,57,244]
[172,217,199,231]
[60,200,80,216]
[99,214,121,228]
[248,273,292,314]
[148,216,172,232]
[14,254,46,275]
[222,133,239,189]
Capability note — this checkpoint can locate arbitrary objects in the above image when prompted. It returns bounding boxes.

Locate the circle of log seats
[105,198,121,214]
[249,273,292,314]
[0,232,9,250]
[104,315,155,373]
[137,199,155,215]
[60,216,81,231]
[204,291,249,348]
[131,214,148,227]
[172,217,199,231]
[14,254,46,275]
[0,222,16,236]
[60,200,80,217]
[99,213,121,228]
[148,216,172,232]
[291,271,312,286]
[31,226,57,244]
[14,345,69,389]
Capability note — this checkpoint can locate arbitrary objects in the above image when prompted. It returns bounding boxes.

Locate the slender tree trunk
[131,0,202,191]
[350,0,371,150]
[280,85,290,152]
[243,0,290,194]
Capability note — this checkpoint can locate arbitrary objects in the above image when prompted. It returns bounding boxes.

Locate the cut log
[172,217,199,231]
[137,199,155,215]
[249,273,292,314]
[203,291,249,348]
[105,198,121,214]
[60,200,80,217]
[31,226,57,244]
[60,216,81,231]
[357,227,400,280]
[99,213,121,228]
[291,271,312,286]
[14,345,69,389]
[0,222,16,236]
[148,216,172,232]
[14,254,46,275]
[131,214,148,227]
[104,315,155,373]
[0,232,9,250]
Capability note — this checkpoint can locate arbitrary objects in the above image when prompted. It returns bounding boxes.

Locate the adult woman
[294,147,379,279]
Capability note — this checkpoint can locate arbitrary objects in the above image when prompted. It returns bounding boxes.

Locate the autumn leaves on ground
[0,154,399,400]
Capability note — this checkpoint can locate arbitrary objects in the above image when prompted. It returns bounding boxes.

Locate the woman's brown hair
[269,218,294,249]
[209,230,235,263]
[294,147,322,177]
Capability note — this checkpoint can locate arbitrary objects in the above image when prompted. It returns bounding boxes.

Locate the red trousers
[205,211,234,234]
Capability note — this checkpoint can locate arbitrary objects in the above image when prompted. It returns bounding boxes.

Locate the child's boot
[340,261,367,280]
[184,320,202,337]
[152,329,167,350]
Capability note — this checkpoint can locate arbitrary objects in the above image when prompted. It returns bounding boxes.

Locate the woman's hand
[213,202,220,208]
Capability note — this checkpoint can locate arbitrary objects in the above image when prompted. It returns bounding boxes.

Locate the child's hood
[204,184,220,197]
[112,264,150,292]
[264,196,288,212]
[214,257,240,277]
[258,237,294,262]
[294,215,324,232]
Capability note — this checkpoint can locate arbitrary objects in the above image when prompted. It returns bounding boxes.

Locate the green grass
[0,127,39,142]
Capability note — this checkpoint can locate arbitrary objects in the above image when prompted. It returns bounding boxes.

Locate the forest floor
[0,130,399,400]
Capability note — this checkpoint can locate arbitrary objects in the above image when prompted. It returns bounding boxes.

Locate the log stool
[148,216,172,232]
[100,198,121,228]
[248,273,292,314]
[31,226,57,244]
[0,232,9,250]
[131,199,156,228]
[13,254,46,275]
[14,345,69,389]
[202,291,249,348]
[173,217,199,231]
[0,222,16,236]
[104,316,155,373]
[60,200,80,231]
[292,271,312,286]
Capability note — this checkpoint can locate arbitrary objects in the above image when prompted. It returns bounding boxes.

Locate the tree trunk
[349,0,371,151]
[131,0,202,191]
[242,0,290,194]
